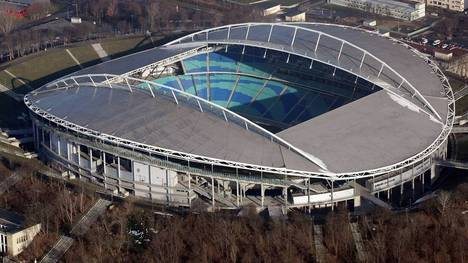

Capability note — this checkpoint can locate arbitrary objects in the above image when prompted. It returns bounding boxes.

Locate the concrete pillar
[117,156,121,179]
[57,137,61,156]
[211,177,215,210]
[41,128,45,145]
[283,187,288,209]
[89,147,93,172]
[236,180,240,207]
[102,152,107,189]
[307,179,311,213]
[188,174,192,206]
[331,180,334,211]
[354,195,361,208]
[400,183,404,195]
[32,122,37,150]
[261,184,264,207]
[65,141,70,161]
[77,145,81,167]
[102,152,107,174]
[48,131,52,149]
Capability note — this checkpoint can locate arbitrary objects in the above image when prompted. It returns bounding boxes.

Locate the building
[414,0,467,11]
[328,0,426,21]
[285,9,306,22]
[254,2,281,16]
[363,19,377,27]
[434,49,453,61]
[0,209,41,256]
[25,23,454,211]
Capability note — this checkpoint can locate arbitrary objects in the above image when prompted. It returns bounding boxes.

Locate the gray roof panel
[31,86,319,171]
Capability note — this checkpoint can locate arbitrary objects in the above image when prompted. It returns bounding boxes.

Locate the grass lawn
[0,71,13,90]
[2,49,76,93]
[67,44,100,64]
[101,36,145,57]
[0,36,151,130]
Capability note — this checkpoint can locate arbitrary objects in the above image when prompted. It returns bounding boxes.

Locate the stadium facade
[24,23,454,210]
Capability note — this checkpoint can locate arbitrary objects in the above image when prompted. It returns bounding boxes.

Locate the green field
[0,36,150,129]
[101,37,145,57]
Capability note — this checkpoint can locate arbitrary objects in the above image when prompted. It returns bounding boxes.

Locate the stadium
[24,23,454,210]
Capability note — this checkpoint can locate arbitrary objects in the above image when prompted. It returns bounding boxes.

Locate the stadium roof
[167,23,448,121]
[72,43,202,76]
[278,90,443,173]
[31,85,320,172]
[27,23,454,179]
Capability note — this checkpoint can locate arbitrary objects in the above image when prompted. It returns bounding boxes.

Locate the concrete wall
[7,223,41,257]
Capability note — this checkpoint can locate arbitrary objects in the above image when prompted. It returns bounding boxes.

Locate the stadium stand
[150,45,382,130]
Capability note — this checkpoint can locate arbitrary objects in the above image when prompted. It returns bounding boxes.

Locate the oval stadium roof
[26,23,454,179]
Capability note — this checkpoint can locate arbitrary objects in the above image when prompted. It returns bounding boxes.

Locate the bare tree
[436,191,451,216]
[0,10,17,35]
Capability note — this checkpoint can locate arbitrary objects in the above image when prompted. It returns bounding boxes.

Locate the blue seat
[209,52,238,72]
[182,54,208,73]
[192,75,209,99]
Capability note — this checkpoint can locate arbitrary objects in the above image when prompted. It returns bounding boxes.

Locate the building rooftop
[253,1,281,10]
[0,208,25,233]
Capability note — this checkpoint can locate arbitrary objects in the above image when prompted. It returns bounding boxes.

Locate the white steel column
[337,42,344,61]
[267,25,274,42]
[314,34,321,54]
[291,27,298,46]
[359,52,366,69]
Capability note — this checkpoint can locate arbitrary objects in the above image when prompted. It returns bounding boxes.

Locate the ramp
[267,205,285,219]
[354,182,392,210]
[435,159,468,170]
[71,199,111,236]
[350,222,368,262]
[40,235,74,263]
[313,223,328,263]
